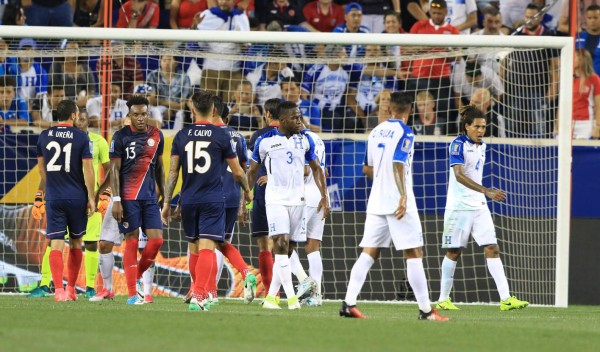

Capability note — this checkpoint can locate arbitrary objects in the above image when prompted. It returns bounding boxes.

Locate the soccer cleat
[418,309,449,321]
[296,277,317,301]
[183,289,193,304]
[54,288,67,302]
[339,301,366,319]
[208,291,219,306]
[189,297,210,311]
[436,298,460,310]
[288,296,301,310]
[66,286,77,301]
[243,273,257,304]
[262,295,281,310]
[136,280,145,300]
[500,296,529,311]
[27,286,49,298]
[143,295,154,304]
[126,295,143,305]
[89,288,115,302]
[84,287,96,299]
[302,293,323,307]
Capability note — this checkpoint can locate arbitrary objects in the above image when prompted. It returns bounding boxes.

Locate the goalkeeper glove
[97,187,112,217]
[32,190,45,220]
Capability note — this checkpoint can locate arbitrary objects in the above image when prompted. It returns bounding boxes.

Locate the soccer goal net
[0,26,572,307]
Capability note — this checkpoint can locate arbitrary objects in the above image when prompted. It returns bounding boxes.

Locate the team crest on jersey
[451,143,461,156]
[122,222,129,229]
[401,138,412,152]
[89,141,94,154]
[109,140,114,153]
[148,138,155,147]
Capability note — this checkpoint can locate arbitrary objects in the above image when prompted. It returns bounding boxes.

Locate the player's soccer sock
[486,258,510,301]
[98,252,114,291]
[142,264,155,295]
[289,250,308,282]
[189,252,199,284]
[67,248,83,287]
[438,256,458,302]
[307,251,323,295]
[275,254,295,299]
[215,249,224,284]
[220,243,249,280]
[258,250,274,293]
[49,250,64,290]
[137,238,163,280]
[344,252,374,306]
[193,249,216,297]
[407,258,432,313]
[123,238,139,297]
[267,256,282,297]
[84,248,99,289]
[40,246,52,288]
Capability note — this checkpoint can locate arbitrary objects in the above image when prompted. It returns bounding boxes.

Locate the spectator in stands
[257,0,317,31]
[470,87,505,137]
[22,0,73,27]
[408,0,459,134]
[227,79,262,130]
[437,0,478,34]
[499,0,528,30]
[49,40,96,109]
[73,0,104,27]
[196,0,249,102]
[170,0,207,29]
[280,76,321,131]
[116,0,160,29]
[301,44,362,132]
[471,7,506,73]
[382,11,407,73]
[372,88,391,128]
[0,75,30,128]
[1,1,26,26]
[11,39,47,107]
[145,53,192,127]
[31,85,65,128]
[86,83,129,128]
[0,38,17,76]
[355,45,398,120]
[102,41,144,100]
[410,90,445,135]
[567,49,600,139]
[503,2,559,138]
[350,0,399,35]
[559,0,591,34]
[399,0,428,33]
[302,0,344,32]
[333,2,370,58]
[248,60,295,106]
[133,83,163,128]
[576,5,600,76]
[453,59,503,111]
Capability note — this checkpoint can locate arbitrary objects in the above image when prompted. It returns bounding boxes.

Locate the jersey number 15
[184,141,211,174]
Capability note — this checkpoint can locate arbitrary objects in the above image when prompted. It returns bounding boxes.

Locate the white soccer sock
[438,256,458,302]
[344,252,374,306]
[307,251,323,295]
[275,254,296,299]
[290,250,308,282]
[215,249,224,285]
[99,253,114,291]
[142,264,155,295]
[267,257,282,297]
[487,258,510,301]
[407,258,432,313]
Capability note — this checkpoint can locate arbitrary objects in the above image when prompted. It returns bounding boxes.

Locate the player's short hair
[190,90,214,116]
[588,4,600,12]
[389,91,413,114]
[56,99,78,121]
[0,75,16,88]
[264,98,282,120]
[459,104,486,134]
[276,100,298,120]
[126,95,149,110]
[526,2,541,12]
[213,95,229,120]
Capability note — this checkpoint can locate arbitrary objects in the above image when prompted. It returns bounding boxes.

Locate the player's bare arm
[83,158,97,216]
[32,157,47,220]
[247,159,261,191]
[226,157,253,204]
[309,158,330,219]
[110,158,123,222]
[161,155,180,224]
[362,165,374,180]
[36,156,47,193]
[452,165,506,202]
[156,154,166,204]
[393,162,407,220]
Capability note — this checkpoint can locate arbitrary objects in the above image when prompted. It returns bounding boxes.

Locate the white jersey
[365,119,416,215]
[304,130,326,208]
[446,135,487,210]
[252,129,318,206]
[86,96,129,122]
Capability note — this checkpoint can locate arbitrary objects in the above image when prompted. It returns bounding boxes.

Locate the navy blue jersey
[109,126,164,201]
[36,124,92,201]
[220,124,248,208]
[248,124,278,200]
[171,122,237,205]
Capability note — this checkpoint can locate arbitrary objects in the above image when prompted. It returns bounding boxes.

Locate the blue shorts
[46,199,88,240]
[251,192,268,238]
[181,202,225,243]
[224,206,239,241]
[119,199,162,234]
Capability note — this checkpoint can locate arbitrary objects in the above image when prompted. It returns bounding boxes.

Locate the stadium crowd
[0,0,598,139]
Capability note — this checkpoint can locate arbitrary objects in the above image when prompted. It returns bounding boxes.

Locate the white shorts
[305,206,325,241]
[100,198,123,245]
[442,208,497,248]
[359,210,423,251]
[266,204,306,242]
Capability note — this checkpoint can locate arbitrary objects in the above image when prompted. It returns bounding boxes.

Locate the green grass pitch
[1,296,599,352]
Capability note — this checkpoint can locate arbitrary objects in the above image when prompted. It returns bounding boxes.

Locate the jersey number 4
[184,141,211,174]
[46,141,72,172]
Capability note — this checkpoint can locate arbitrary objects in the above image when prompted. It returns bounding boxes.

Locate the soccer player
[28,112,109,299]
[247,98,282,295]
[435,105,529,312]
[32,99,96,302]
[247,101,330,310]
[161,90,252,311]
[109,95,165,305]
[340,92,447,321]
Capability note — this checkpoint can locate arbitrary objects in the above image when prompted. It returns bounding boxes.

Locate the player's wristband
[112,196,121,202]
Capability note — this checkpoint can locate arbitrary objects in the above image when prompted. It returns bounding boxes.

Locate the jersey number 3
[184,141,211,174]
[46,141,72,172]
